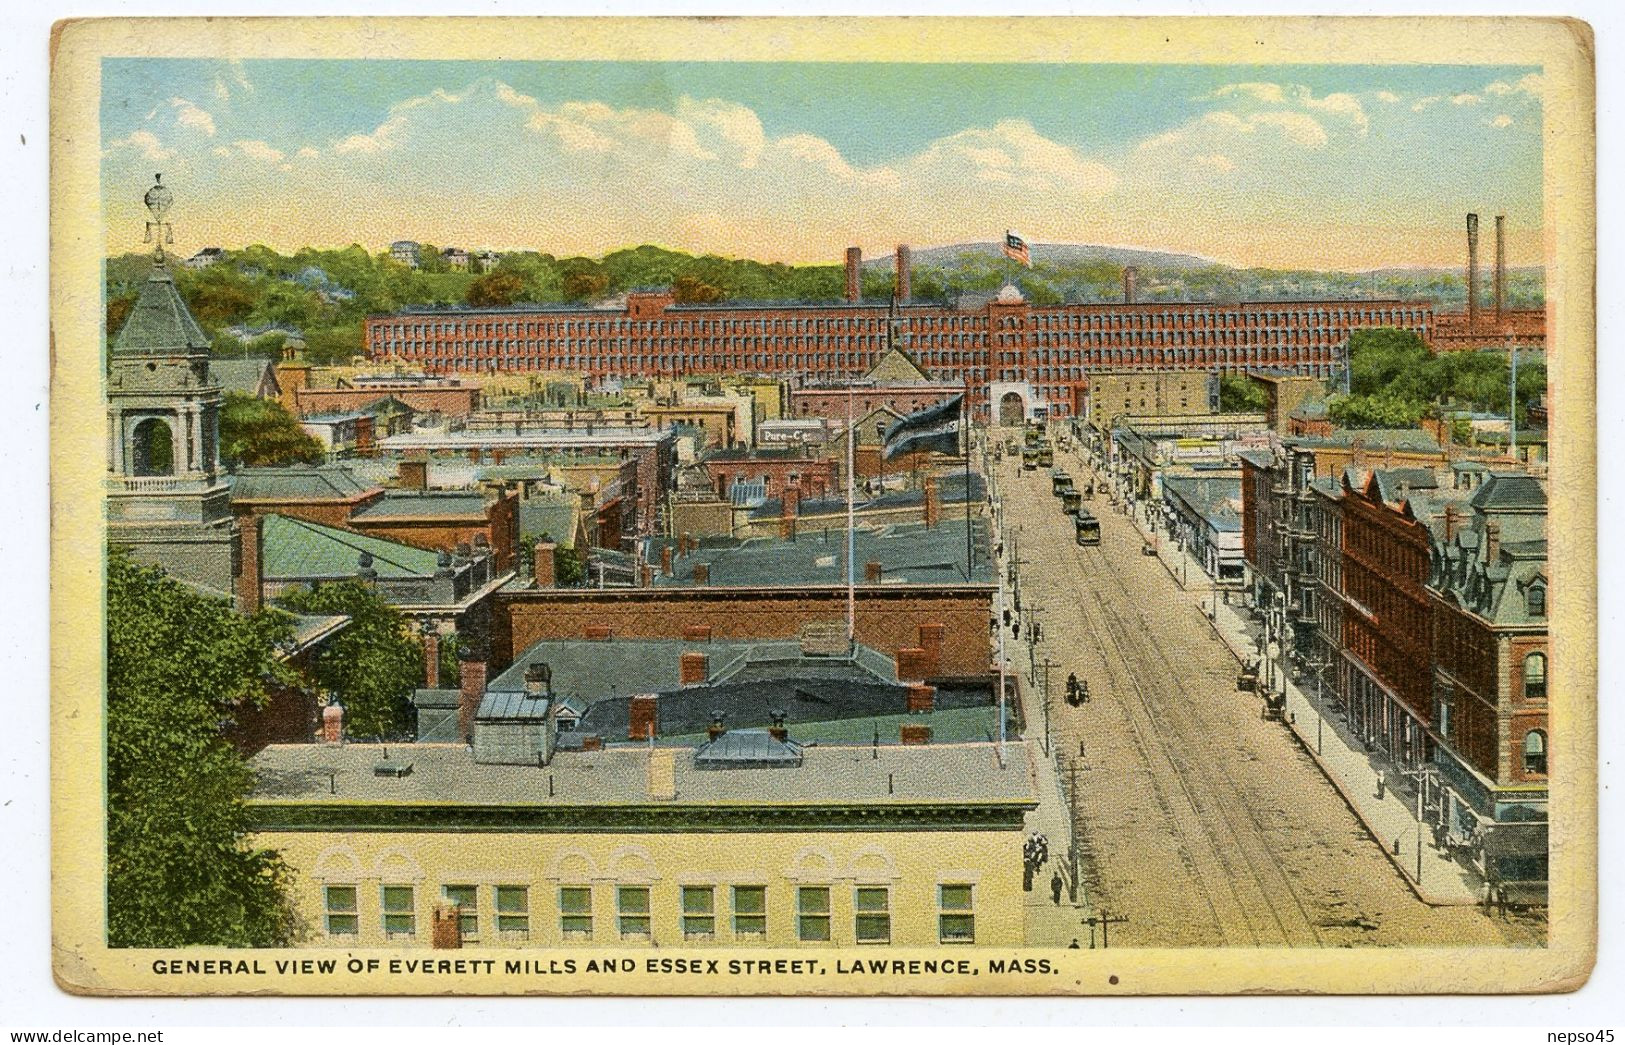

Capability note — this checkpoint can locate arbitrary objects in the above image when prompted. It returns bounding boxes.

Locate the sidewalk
[1072,448,1485,908]
[987,461,1094,947]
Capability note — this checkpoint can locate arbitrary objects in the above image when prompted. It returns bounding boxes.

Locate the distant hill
[866,241,1217,272]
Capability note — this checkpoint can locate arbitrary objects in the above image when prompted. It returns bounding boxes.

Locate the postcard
[49,15,1596,996]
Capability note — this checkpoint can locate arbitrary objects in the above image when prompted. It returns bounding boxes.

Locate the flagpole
[846,377,856,647]
[962,379,973,582]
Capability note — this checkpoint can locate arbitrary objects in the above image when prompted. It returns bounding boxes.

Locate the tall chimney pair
[1466,212,1509,333]
[843,245,911,303]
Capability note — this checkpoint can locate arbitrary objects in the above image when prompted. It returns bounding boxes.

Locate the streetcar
[1061,488,1083,515]
[1037,442,1055,467]
[1073,510,1101,546]
[1051,470,1073,496]
[1022,446,1040,470]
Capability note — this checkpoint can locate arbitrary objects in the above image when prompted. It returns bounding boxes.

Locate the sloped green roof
[519,496,580,547]
[1469,473,1547,512]
[231,465,379,502]
[261,513,442,581]
[113,265,210,354]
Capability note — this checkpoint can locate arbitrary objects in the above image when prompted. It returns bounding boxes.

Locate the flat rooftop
[248,740,1035,808]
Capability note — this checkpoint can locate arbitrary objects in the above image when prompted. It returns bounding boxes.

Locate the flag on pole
[883,393,964,460]
[1003,229,1032,267]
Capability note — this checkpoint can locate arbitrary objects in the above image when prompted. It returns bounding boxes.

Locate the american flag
[1003,229,1032,267]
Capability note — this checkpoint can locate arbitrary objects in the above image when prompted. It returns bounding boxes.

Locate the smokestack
[845,246,862,303]
[894,244,911,303]
[1495,213,1506,326]
[458,646,487,745]
[1123,265,1138,304]
[1466,213,1480,334]
[234,513,263,614]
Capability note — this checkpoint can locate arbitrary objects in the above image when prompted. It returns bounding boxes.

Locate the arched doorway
[998,391,1025,427]
[130,416,175,476]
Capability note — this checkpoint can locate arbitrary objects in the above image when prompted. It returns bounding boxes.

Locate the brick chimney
[1443,503,1462,542]
[845,246,862,303]
[1123,265,1138,304]
[431,906,462,949]
[923,475,940,529]
[896,647,930,682]
[693,562,710,584]
[234,513,264,614]
[1466,213,1480,334]
[900,722,932,745]
[1484,517,1501,564]
[679,651,709,686]
[532,540,557,588]
[894,244,912,303]
[629,693,659,741]
[707,713,727,742]
[865,560,883,584]
[768,710,788,743]
[640,563,653,588]
[321,703,343,745]
[458,646,487,745]
[780,483,800,540]
[1495,213,1506,326]
[661,545,674,577]
[905,683,936,713]
[420,624,441,688]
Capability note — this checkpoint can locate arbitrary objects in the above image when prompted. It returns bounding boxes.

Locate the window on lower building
[681,886,715,939]
[560,886,593,940]
[442,884,478,940]
[1523,652,1547,700]
[323,885,358,937]
[855,887,891,944]
[938,884,975,943]
[382,885,415,939]
[1523,730,1548,775]
[494,886,529,940]
[797,886,831,942]
[617,886,651,939]
[732,885,766,938]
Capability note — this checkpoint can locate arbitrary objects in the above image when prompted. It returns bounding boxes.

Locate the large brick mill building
[364,247,1435,422]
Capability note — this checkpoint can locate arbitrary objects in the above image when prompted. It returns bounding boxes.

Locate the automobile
[1141,542,1158,556]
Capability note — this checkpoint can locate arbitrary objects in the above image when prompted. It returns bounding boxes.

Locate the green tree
[562,270,610,302]
[466,271,527,307]
[277,580,424,740]
[219,391,326,468]
[1218,374,1268,413]
[106,549,303,947]
[1326,391,1427,429]
[671,274,725,304]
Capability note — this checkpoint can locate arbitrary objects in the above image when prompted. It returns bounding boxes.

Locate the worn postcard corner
[50,15,1596,998]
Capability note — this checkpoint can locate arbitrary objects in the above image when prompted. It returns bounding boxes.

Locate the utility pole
[1040,655,1058,757]
[1083,911,1129,949]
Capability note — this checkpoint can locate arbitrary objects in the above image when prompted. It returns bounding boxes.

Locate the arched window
[1523,651,1547,700]
[1527,583,1546,617]
[130,416,175,477]
[1522,729,1547,775]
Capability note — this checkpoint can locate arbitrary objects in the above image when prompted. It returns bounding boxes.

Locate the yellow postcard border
[49,14,1597,997]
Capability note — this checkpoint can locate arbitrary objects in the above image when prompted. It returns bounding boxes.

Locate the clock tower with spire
[106,174,241,601]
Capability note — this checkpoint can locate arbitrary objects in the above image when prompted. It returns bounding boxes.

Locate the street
[993,446,1545,948]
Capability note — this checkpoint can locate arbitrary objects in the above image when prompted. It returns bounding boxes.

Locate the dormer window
[1527,583,1546,617]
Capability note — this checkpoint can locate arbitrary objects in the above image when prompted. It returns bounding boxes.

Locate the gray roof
[518,496,581,546]
[649,516,992,589]
[230,464,380,502]
[476,691,551,722]
[113,265,210,354]
[210,358,280,396]
[486,637,899,706]
[249,740,1035,807]
[693,730,804,769]
[353,492,490,519]
[412,688,462,710]
[1469,473,1548,512]
[1161,475,1243,530]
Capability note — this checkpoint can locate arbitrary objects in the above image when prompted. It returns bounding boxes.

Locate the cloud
[1485,73,1543,98]
[1191,153,1237,172]
[1142,108,1329,156]
[1376,90,1402,104]
[169,97,217,136]
[296,146,320,159]
[1207,82,1288,104]
[908,119,1114,194]
[1451,92,1482,106]
[213,60,254,104]
[1411,95,1441,112]
[1295,88,1368,134]
[233,139,285,164]
[1490,113,1515,128]
[105,130,175,164]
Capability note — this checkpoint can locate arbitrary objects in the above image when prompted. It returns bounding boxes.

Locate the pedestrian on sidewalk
[1050,871,1063,906]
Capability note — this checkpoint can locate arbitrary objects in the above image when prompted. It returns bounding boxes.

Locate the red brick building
[700,449,837,501]
[365,286,1432,421]
[1431,307,1546,351]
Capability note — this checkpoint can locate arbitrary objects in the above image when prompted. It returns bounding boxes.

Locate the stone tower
[106,175,240,601]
